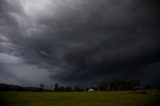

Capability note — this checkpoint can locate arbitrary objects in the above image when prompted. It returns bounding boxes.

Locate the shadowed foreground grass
[0,91,159,106]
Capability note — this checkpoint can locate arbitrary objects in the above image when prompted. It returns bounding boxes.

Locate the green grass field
[0,91,159,106]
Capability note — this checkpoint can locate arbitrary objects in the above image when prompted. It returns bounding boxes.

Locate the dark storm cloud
[0,0,160,87]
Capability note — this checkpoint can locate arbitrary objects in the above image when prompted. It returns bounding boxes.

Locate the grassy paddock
[0,91,159,106]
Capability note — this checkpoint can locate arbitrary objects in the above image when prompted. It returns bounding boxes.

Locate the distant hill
[0,83,50,91]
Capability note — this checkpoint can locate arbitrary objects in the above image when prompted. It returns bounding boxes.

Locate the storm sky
[0,0,160,88]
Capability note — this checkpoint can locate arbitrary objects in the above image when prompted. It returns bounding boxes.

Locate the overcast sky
[0,0,160,88]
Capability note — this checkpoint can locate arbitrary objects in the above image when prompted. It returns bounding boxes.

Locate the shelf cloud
[0,0,160,88]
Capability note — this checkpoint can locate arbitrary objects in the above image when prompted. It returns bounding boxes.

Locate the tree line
[0,80,157,92]
[51,80,141,92]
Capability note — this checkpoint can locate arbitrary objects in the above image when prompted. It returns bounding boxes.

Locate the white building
[88,89,95,92]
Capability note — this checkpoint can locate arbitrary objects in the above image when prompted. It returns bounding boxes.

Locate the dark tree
[59,86,65,91]
[109,80,141,90]
[129,80,141,90]
[66,87,72,92]
[99,83,108,91]
[74,86,81,91]
[145,84,153,90]
[74,86,84,91]
[54,83,59,91]
[40,83,45,91]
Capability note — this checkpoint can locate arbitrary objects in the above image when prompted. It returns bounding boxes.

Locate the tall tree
[109,80,141,90]
[99,83,108,91]
[59,86,65,91]
[54,83,59,91]
[40,83,45,91]
[66,86,72,92]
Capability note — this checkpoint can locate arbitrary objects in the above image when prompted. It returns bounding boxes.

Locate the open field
[0,91,159,106]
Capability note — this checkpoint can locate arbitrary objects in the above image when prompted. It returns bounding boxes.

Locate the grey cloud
[0,0,160,87]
